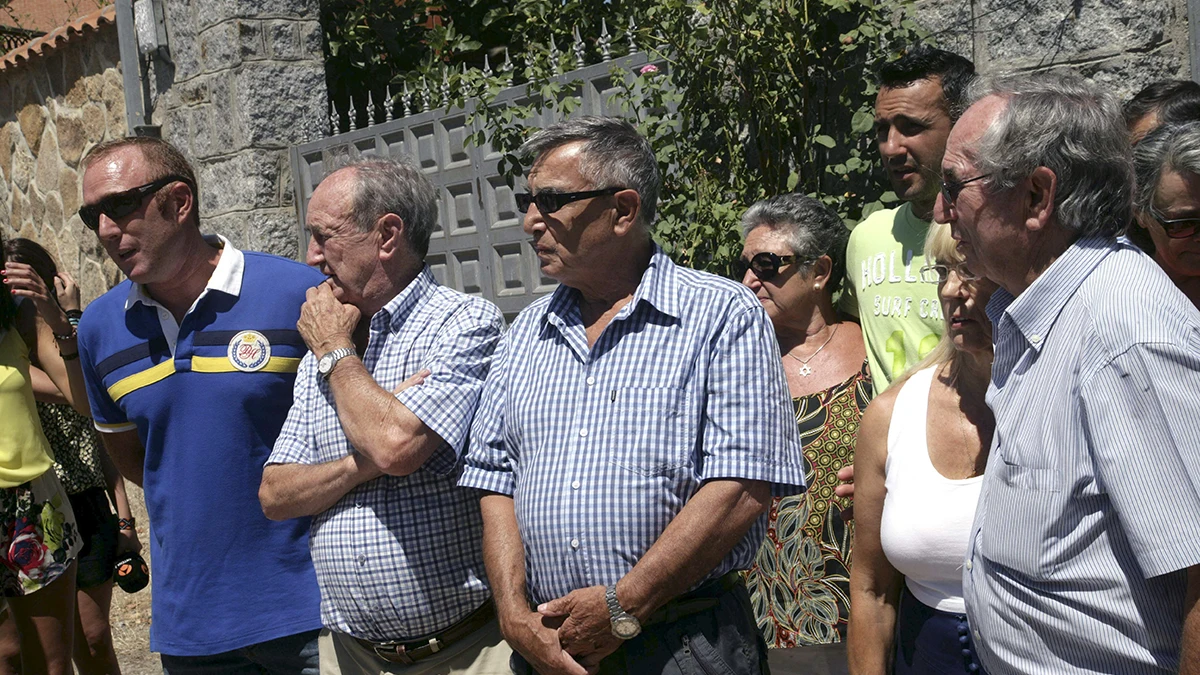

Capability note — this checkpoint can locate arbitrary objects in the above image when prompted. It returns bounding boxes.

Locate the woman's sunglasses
[732,252,802,282]
[79,175,191,231]
[1148,205,1200,239]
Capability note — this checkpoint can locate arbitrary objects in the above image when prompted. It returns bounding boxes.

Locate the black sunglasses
[732,252,801,282]
[514,187,626,215]
[1148,205,1200,239]
[79,175,190,231]
[940,173,990,204]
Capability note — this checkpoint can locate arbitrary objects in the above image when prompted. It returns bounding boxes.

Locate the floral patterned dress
[744,360,872,647]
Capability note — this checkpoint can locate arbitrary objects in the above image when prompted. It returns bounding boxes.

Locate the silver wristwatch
[605,584,641,640]
[317,347,356,379]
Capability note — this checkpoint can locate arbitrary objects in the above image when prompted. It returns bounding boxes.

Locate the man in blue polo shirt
[76,137,323,673]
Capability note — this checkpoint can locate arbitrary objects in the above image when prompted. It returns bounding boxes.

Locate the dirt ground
[110,483,157,675]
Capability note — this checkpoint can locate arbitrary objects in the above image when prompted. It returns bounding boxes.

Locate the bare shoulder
[856,381,902,467]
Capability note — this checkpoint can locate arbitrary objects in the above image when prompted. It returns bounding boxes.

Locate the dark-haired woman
[0,232,92,675]
[737,194,870,675]
[4,238,140,674]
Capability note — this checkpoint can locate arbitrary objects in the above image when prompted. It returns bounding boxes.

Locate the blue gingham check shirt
[965,237,1200,674]
[460,247,806,605]
[269,267,504,641]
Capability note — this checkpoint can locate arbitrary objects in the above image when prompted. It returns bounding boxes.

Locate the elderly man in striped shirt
[460,116,807,675]
[940,72,1200,674]
[260,158,511,674]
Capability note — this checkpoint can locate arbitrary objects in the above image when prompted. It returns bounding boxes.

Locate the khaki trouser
[319,618,512,675]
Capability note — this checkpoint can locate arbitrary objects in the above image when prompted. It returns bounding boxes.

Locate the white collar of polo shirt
[123,233,245,356]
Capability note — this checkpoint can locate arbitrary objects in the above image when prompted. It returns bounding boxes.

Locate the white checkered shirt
[269,267,504,640]
[460,247,807,605]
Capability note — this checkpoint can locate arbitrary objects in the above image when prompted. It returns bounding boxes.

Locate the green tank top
[0,326,54,487]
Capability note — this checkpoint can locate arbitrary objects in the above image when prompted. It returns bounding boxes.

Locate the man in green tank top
[839,46,975,391]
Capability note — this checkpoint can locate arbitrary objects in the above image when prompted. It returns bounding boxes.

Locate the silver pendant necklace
[786,324,839,377]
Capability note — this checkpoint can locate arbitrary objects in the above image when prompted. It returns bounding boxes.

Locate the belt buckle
[373,637,445,665]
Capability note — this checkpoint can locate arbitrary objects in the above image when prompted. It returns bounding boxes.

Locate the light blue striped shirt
[459,247,806,605]
[964,236,1200,674]
[269,267,504,641]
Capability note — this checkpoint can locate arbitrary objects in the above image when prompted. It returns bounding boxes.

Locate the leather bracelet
[118,517,136,531]
[60,351,79,361]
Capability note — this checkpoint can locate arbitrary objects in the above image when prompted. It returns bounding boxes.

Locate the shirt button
[570,539,580,549]
[1030,334,1042,343]
[355,501,363,508]
[357,554,366,565]
[571,480,581,490]
[586,376,595,386]
[965,560,973,571]
[579,428,588,437]
[973,630,981,641]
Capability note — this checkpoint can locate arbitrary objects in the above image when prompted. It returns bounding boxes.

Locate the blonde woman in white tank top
[847,222,997,675]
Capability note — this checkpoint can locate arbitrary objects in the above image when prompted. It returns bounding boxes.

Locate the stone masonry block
[266,21,299,60]
[18,105,46,154]
[57,114,87,167]
[29,189,44,226]
[175,76,211,105]
[200,22,241,72]
[44,192,63,231]
[0,124,13,182]
[234,61,327,147]
[12,149,34,193]
[165,0,202,82]
[200,211,249,249]
[247,208,299,259]
[198,151,281,215]
[982,0,1173,69]
[198,0,316,31]
[82,103,107,143]
[35,126,61,195]
[300,20,322,58]
[60,168,80,218]
[239,20,266,60]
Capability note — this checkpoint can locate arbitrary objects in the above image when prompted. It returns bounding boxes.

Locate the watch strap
[321,347,356,378]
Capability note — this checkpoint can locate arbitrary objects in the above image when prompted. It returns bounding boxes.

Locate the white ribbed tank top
[879,365,983,614]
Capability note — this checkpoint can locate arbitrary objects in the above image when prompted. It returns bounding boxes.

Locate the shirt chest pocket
[605,386,696,477]
[981,458,1063,579]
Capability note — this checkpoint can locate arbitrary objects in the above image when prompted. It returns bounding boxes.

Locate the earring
[814,284,821,290]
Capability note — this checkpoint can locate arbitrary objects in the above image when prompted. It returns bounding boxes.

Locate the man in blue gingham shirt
[261,160,512,674]
[942,74,1200,674]
[460,117,806,675]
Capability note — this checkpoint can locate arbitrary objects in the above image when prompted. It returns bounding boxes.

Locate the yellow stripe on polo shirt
[107,359,177,402]
[190,356,302,374]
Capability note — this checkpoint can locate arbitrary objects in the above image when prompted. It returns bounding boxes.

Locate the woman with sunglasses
[847,221,996,675]
[736,194,868,675]
[1130,121,1200,308]
[0,231,93,674]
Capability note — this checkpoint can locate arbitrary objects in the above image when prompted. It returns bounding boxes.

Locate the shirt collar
[124,234,244,312]
[373,265,438,333]
[985,235,1118,351]
[543,244,681,330]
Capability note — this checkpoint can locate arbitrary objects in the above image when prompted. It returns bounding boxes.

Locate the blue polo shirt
[77,237,324,656]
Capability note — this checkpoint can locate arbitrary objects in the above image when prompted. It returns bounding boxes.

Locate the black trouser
[512,581,769,675]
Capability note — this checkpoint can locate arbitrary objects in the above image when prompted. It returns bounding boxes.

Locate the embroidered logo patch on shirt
[227,330,271,372]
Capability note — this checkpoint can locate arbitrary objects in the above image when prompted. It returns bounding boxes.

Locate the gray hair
[965,72,1133,238]
[345,158,438,259]
[1134,121,1200,214]
[740,193,848,293]
[520,116,660,229]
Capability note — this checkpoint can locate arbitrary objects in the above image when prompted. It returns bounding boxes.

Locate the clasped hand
[297,281,359,357]
[532,585,623,674]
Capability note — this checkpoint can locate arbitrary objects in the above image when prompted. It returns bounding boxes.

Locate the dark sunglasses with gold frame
[514,187,626,215]
[79,175,191,232]
[732,252,810,282]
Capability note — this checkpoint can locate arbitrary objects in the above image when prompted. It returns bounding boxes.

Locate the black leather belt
[644,571,743,627]
[354,600,494,665]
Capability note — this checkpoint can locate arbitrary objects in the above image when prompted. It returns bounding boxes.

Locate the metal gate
[289,51,660,322]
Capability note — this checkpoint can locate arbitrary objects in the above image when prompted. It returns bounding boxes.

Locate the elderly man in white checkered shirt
[260,158,511,675]
[460,117,807,675]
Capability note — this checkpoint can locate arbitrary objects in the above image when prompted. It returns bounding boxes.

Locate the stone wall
[150,0,327,260]
[0,20,127,304]
[914,0,1191,100]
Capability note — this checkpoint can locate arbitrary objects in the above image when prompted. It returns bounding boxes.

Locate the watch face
[318,354,333,374]
[613,617,640,639]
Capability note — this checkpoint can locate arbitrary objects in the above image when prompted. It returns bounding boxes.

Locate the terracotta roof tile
[0,5,116,72]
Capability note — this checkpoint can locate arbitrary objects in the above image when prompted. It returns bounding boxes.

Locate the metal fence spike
[348,95,358,131]
[573,26,586,69]
[367,90,378,127]
[549,38,560,73]
[441,69,451,108]
[627,15,637,52]
[402,81,413,117]
[502,47,514,86]
[329,99,338,135]
[483,53,492,76]
[421,76,431,112]
[600,18,611,61]
[385,85,394,122]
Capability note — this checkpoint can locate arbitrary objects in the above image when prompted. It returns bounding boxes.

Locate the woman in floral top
[736,195,870,675]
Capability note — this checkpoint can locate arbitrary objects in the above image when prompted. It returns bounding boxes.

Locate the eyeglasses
[940,173,990,204]
[732,252,801,282]
[920,262,981,284]
[1148,204,1200,239]
[79,175,190,231]
[514,187,626,215]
